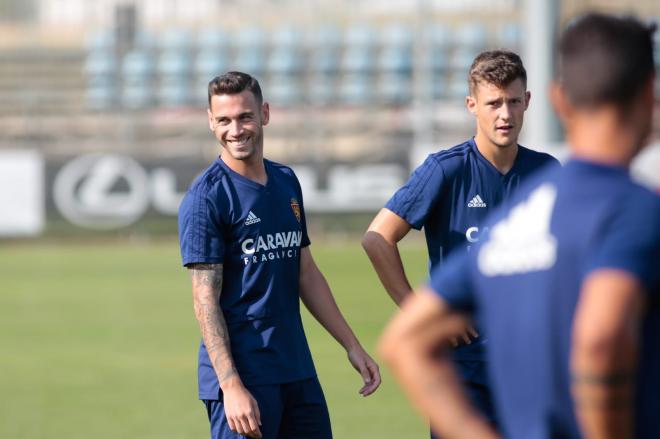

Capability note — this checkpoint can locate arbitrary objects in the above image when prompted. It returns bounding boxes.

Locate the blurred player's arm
[363,208,478,346]
[188,263,262,439]
[362,208,414,305]
[571,269,645,439]
[298,247,381,396]
[378,289,500,439]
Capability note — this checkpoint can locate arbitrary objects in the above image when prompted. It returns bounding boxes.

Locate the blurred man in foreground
[363,50,558,434]
[379,13,659,439]
[179,71,380,439]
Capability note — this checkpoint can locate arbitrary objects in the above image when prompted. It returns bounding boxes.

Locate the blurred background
[0,0,658,438]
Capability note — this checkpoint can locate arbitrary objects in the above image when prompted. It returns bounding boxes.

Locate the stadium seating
[81,21,525,109]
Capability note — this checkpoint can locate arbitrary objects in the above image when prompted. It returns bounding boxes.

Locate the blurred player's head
[206,72,270,164]
[466,50,530,150]
[551,13,656,159]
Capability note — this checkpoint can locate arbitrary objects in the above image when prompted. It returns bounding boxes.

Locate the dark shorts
[430,361,497,439]
[204,376,332,439]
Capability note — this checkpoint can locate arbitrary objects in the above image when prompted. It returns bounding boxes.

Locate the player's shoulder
[518,145,561,168]
[180,160,231,213]
[187,159,228,195]
[266,158,295,176]
[420,140,474,174]
[265,159,301,185]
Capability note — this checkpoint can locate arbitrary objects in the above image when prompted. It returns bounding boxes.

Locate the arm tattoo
[189,264,237,384]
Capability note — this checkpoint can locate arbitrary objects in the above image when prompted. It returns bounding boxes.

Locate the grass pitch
[0,239,429,438]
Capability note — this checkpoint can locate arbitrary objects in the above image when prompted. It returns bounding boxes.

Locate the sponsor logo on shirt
[478,184,557,276]
[241,230,302,265]
[468,194,487,208]
[244,211,261,226]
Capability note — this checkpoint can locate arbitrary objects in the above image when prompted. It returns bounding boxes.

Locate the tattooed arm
[571,270,644,439]
[189,263,262,439]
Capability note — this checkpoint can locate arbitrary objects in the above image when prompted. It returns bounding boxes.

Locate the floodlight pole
[523,0,562,149]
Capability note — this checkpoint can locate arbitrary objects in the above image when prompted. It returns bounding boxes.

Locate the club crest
[290,198,301,222]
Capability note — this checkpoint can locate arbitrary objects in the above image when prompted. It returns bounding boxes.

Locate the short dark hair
[557,13,656,107]
[468,50,527,95]
[207,71,263,107]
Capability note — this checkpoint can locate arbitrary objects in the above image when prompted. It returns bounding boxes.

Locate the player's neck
[220,152,268,185]
[567,110,642,167]
[474,133,518,174]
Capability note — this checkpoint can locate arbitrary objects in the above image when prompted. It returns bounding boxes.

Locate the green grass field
[0,239,430,438]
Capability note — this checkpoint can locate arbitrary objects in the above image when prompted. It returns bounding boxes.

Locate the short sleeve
[293,173,311,248]
[428,250,476,313]
[178,183,226,267]
[384,155,447,230]
[584,193,660,293]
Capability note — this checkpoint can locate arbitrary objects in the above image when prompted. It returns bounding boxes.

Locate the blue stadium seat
[158,50,192,77]
[267,47,304,75]
[122,50,155,82]
[134,30,158,50]
[498,23,523,49]
[158,77,191,106]
[233,48,267,75]
[310,26,343,51]
[429,47,448,73]
[345,24,378,48]
[195,48,230,78]
[272,25,304,48]
[160,29,192,50]
[381,24,413,48]
[454,23,488,50]
[426,25,451,49]
[341,46,376,74]
[378,46,413,74]
[84,49,118,77]
[236,27,267,49]
[197,29,230,49]
[310,48,340,75]
[449,48,479,72]
[267,75,302,107]
[120,50,155,109]
[378,73,412,105]
[308,77,337,106]
[447,76,469,100]
[430,75,449,100]
[339,73,373,105]
[84,29,115,52]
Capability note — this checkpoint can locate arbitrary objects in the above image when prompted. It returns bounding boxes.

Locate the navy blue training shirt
[431,159,660,439]
[178,158,316,400]
[386,138,559,361]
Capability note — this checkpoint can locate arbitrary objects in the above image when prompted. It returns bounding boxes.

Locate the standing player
[379,13,659,439]
[179,71,380,439]
[362,50,558,431]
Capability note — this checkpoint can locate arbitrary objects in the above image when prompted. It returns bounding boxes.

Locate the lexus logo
[53,154,150,229]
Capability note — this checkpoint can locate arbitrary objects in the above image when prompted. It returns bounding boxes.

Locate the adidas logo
[467,195,487,208]
[244,211,261,225]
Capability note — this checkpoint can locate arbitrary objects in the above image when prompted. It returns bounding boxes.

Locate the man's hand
[222,378,262,438]
[347,346,382,396]
[449,322,479,347]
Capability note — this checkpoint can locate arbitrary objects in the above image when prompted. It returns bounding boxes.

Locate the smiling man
[179,71,380,439]
[362,50,559,435]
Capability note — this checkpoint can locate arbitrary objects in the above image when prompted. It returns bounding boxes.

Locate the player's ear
[207,108,214,131]
[466,94,477,116]
[261,102,270,126]
[524,90,531,110]
[549,81,570,125]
